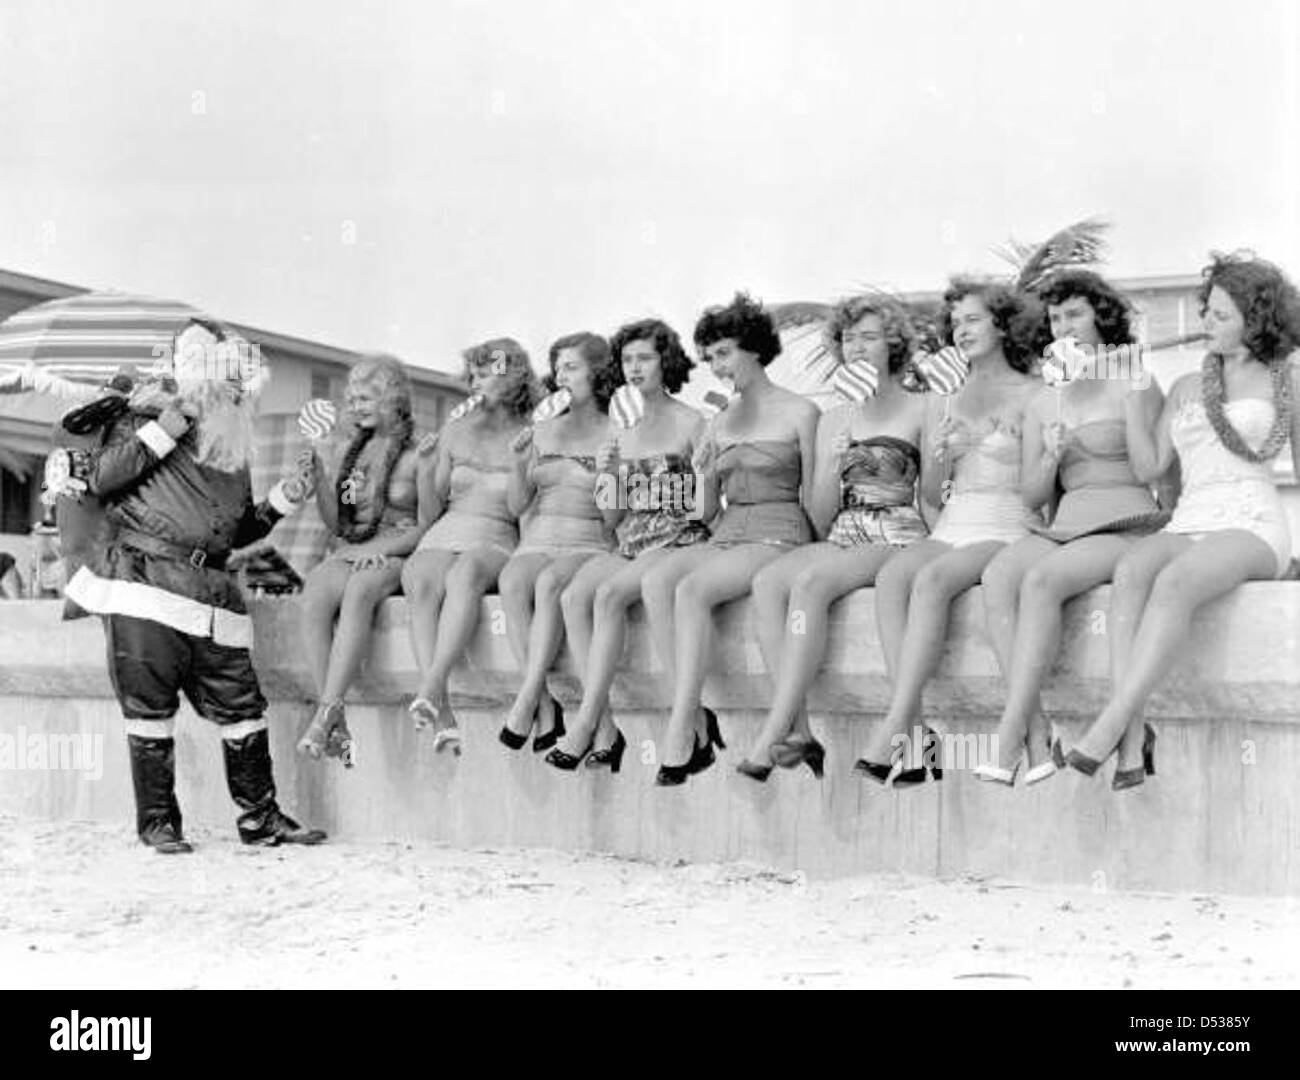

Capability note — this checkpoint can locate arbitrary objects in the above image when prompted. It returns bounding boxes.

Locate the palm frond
[998,218,1110,293]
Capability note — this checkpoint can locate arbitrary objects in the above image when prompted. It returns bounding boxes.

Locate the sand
[1,813,1296,990]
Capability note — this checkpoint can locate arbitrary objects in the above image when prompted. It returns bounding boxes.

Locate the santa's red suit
[65,400,325,853]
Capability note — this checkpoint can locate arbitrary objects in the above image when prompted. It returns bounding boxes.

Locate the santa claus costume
[65,320,325,853]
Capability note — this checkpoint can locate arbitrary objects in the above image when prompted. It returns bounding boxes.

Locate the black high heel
[735,759,774,783]
[702,706,725,750]
[532,700,565,753]
[656,736,700,786]
[586,730,627,773]
[892,726,943,787]
[499,701,537,750]
[545,744,587,771]
[771,736,826,779]
[1111,724,1157,791]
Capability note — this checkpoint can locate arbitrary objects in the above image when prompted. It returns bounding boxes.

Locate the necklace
[1200,352,1291,463]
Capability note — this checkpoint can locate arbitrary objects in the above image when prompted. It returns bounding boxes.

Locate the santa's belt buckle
[189,548,208,569]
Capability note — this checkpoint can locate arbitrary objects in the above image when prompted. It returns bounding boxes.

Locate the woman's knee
[1018,562,1068,607]
[911,560,963,605]
[593,577,634,619]
[750,564,788,612]
[789,567,836,611]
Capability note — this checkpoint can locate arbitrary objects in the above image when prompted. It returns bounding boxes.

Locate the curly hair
[543,332,622,411]
[1198,251,1300,366]
[609,318,695,394]
[461,337,539,418]
[693,291,782,367]
[939,277,1041,374]
[1037,270,1135,347]
[336,353,415,544]
[824,294,917,374]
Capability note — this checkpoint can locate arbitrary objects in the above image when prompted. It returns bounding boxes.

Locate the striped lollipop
[907,346,970,396]
[297,399,337,442]
[447,393,483,423]
[832,360,880,403]
[610,384,645,429]
[531,387,572,424]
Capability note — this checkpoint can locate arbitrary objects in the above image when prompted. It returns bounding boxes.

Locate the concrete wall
[1,585,1298,895]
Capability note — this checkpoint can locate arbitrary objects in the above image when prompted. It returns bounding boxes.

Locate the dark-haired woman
[641,293,819,785]
[297,354,421,761]
[498,333,619,751]
[546,319,709,771]
[855,280,1040,785]
[1068,253,1300,788]
[401,339,538,752]
[975,271,1168,785]
[739,295,928,779]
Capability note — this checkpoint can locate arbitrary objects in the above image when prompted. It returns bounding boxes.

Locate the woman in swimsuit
[297,354,421,763]
[855,278,1041,786]
[545,319,708,771]
[401,338,539,752]
[498,332,620,751]
[641,293,820,786]
[738,295,929,780]
[975,271,1168,786]
[1068,252,1300,788]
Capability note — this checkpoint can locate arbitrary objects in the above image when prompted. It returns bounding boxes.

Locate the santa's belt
[117,530,230,571]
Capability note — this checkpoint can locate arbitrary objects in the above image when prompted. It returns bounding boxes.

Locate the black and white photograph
[0,0,1297,1022]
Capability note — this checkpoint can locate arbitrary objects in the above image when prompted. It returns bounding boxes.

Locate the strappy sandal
[298,700,345,760]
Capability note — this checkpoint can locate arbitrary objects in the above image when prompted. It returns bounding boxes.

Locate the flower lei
[1200,352,1292,463]
[335,418,414,543]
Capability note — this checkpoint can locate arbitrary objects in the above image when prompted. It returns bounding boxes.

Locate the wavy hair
[693,292,782,367]
[824,294,917,374]
[1037,270,1135,347]
[609,318,695,394]
[335,353,414,544]
[1198,251,1300,366]
[461,337,539,418]
[939,277,1042,374]
[543,332,622,410]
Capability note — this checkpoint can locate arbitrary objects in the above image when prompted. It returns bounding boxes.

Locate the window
[310,371,330,401]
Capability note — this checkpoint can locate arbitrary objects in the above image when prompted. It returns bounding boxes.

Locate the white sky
[1,0,1297,375]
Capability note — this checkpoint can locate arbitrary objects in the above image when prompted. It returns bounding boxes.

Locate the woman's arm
[416,432,452,531]
[1019,389,1060,511]
[808,407,848,539]
[1127,373,1184,483]
[1289,356,1300,483]
[311,445,339,534]
[690,415,723,526]
[507,430,538,519]
[794,399,820,527]
[919,396,951,510]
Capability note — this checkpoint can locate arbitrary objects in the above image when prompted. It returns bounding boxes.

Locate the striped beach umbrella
[0,291,245,401]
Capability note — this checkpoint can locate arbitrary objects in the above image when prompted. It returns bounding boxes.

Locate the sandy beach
[1,813,1296,990]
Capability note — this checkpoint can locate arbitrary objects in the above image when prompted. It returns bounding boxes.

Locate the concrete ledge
[1,584,1299,895]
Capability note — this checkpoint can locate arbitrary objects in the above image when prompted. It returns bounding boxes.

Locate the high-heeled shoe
[892,726,943,787]
[771,735,826,778]
[323,714,356,769]
[1112,724,1157,790]
[656,735,701,787]
[972,753,1057,787]
[297,701,345,760]
[586,729,627,773]
[735,758,774,782]
[702,706,725,749]
[532,700,565,753]
[411,697,461,755]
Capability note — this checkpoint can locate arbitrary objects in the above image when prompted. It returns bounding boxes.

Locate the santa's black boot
[222,727,326,846]
[126,734,193,854]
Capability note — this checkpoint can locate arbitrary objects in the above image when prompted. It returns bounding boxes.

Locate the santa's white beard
[180,382,258,472]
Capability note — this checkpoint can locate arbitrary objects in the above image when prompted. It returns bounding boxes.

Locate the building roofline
[0,267,466,393]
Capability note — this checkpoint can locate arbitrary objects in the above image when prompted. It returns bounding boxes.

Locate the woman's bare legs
[318,561,406,703]
[558,550,669,756]
[300,558,354,697]
[400,548,458,689]
[412,547,511,711]
[749,543,895,765]
[505,553,599,738]
[984,536,1132,769]
[498,552,553,736]
[659,544,788,768]
[864,541,1004,764]
[1076,531,1276,767]
[640,545,714,682]
[981,536,1057,684]
[559,552,631,752]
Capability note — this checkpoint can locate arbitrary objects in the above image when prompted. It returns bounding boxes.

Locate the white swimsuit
[1165,398,1292,577]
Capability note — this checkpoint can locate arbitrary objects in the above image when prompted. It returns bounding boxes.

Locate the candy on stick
[610,384,645,429]
[297,399,338,442]
[832,360,879,403]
